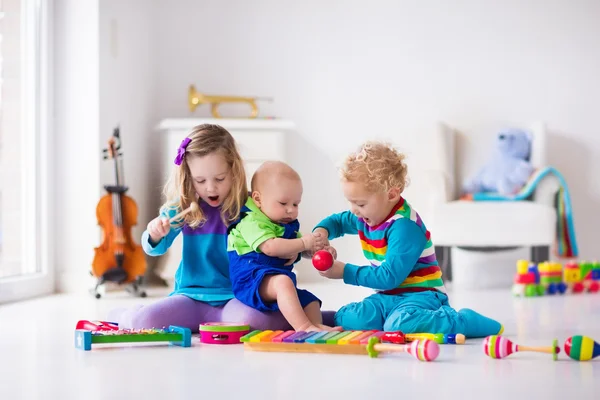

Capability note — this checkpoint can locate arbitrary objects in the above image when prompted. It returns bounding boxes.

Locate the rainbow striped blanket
[467,167,578,258]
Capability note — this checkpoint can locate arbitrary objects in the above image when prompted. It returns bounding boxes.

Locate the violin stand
[90,272,147,299]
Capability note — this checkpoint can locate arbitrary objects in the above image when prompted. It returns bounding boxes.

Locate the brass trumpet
[188,85,272,118]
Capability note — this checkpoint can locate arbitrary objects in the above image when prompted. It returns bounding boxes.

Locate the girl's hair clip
[174,137,192,165]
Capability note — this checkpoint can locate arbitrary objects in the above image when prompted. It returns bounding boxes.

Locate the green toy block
[525,285,538,297]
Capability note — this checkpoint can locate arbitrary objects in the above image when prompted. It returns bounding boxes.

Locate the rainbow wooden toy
[199,322,250,344]
[483,335,560,360]
[406,333,466,345]
[240,330,440,361]
[75,325,191,351]
[381,331,466,345]
[564,335,600,361]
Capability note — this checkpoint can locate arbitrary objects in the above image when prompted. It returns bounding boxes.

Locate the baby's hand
[147,215,170,244]
[283,255,297,266]
[300,234,316,252]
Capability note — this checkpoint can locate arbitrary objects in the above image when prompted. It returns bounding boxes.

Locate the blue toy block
[557,282,568,294]
[592,270,600,280]
[168,325,191,347]
[528,264,538,274]
[547,283,557,295]
[75,329,92,351]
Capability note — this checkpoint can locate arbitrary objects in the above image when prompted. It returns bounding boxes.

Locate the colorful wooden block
[564,267,581,283]
[516,260,529,275]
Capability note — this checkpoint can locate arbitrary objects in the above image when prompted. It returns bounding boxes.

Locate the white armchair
[402,122,558,282]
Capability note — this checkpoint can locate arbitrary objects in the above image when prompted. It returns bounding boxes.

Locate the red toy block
[515,273,536,284]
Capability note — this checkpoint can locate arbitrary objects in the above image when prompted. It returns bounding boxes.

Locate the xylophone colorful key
[564,335,600,361]
[240,330,440,361]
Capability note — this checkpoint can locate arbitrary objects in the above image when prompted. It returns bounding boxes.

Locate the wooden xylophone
[240,329,440,361]
[75,325,191,351]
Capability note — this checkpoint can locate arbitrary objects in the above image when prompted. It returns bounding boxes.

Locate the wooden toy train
[513,259,600,297]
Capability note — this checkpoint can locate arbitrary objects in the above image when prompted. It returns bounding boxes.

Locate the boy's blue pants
[334,290,502,338]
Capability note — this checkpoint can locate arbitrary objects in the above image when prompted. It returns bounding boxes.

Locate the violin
[91,127,146,298]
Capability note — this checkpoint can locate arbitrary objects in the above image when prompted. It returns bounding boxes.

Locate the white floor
[1,282,599,400]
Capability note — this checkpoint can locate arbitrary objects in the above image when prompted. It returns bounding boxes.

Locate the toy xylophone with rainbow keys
[75,325,191,351]
[240,329,440,361]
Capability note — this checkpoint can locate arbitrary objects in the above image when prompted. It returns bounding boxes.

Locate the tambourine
[199,322,251,344]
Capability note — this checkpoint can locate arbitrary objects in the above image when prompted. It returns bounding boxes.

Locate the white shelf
[156,118,296,132]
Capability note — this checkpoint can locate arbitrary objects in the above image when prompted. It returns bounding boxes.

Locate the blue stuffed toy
[463,128,534,196]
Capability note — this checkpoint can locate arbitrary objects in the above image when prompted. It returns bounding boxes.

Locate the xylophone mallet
[169,202,199,224]
[393,332,466,345]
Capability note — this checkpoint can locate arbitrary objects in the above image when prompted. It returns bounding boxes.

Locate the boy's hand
[319,260,345,279]
[147,216,170,244]
[312,232,326,251]
[324,245,337,260]
[301,232,325,253]
[312,228,330,251]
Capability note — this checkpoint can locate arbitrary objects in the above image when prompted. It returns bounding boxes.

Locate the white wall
[99,0,158,272]
[150,0,600,275]
[54,0,101,292]
[55,0,600,290]
[54,0,157,292]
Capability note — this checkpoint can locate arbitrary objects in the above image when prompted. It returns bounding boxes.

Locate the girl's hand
[319,260,345,279]
[147,216,170,244]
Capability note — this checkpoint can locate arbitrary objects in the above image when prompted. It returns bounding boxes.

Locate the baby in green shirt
[227,161,338,331]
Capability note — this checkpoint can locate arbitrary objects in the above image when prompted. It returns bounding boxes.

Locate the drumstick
[169,202,199,223]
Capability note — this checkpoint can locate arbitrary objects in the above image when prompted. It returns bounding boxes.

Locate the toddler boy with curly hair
[313,141,503,337]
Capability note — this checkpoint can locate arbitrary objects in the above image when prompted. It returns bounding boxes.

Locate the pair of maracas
[483,335,600,362]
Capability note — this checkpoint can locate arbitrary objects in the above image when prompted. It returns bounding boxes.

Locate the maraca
[564,335,600,361]
[312,250,334,271]
[366,337,439,361]
[483,335,559,360]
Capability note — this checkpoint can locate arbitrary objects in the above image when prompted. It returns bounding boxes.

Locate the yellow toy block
[538,262,549,273]
[517,260,529,275]
[550,262,563,273]
[564,268,581,283]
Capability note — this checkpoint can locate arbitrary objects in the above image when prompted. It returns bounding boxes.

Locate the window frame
[0,0,54,303]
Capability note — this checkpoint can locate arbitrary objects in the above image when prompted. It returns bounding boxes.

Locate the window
[0,0,52,302]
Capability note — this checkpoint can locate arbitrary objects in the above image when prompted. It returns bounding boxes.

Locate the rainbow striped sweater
[315,197,446,295]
